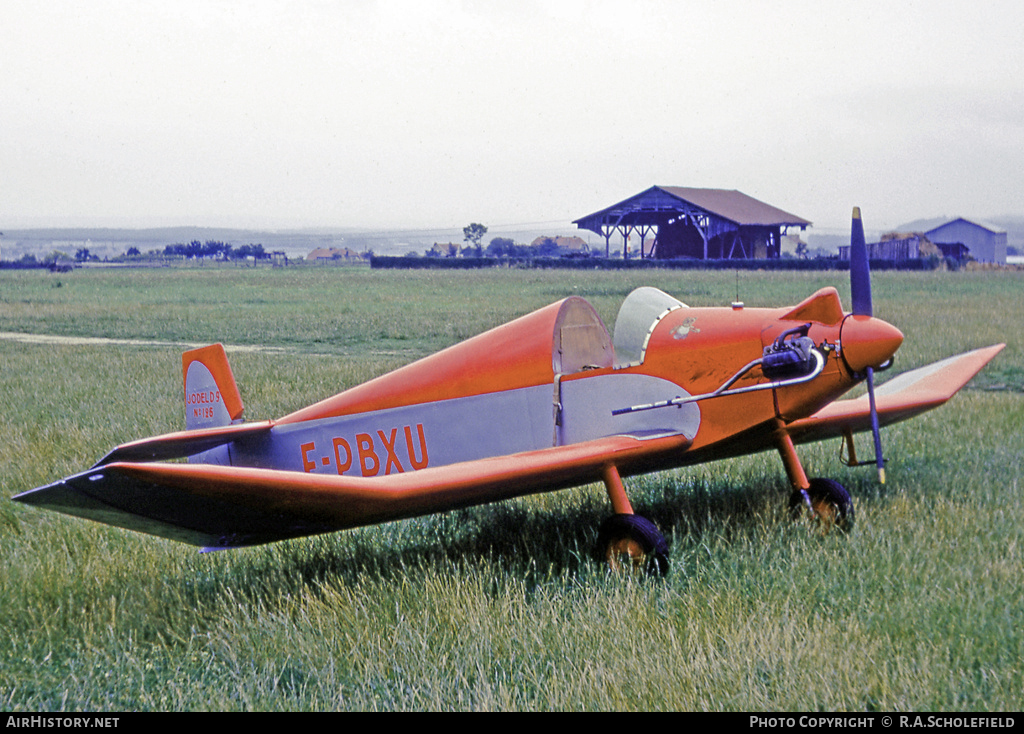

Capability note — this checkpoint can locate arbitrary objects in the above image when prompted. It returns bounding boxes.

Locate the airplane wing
[13,432,691,549]
[786,344,1005,444]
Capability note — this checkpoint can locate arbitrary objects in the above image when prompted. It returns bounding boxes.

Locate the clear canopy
[612,287,688,367]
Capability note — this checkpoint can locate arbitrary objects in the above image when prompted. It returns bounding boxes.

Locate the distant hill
[7,216,1020,262]
[0,226,360,261]
[989,216,1024,248]
[1,224,595,260]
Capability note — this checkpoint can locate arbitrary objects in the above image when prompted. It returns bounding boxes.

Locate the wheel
[595,514,670,576]
[789,478,854,533]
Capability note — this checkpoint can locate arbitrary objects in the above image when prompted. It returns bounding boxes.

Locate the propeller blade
[850,206,873,317]
[850,207,885,482]
[865,367,886,483]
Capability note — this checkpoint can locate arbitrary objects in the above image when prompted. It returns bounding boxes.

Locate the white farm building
[918,218,1007,264]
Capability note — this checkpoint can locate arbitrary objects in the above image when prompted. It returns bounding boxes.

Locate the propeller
[849,207,886,483]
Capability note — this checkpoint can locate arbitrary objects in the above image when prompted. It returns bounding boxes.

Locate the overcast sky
[2,0,1022,234]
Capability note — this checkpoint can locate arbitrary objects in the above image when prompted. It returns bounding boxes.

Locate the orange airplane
[13,210,1004,574]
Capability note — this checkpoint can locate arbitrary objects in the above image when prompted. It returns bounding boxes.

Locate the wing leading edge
[786,344,1005,444]
[13,432,692,549]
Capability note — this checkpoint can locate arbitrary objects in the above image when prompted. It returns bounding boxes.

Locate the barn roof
[926,217,1006,235]
[573,186,811,234]
[898,216,1007,235]
[307,247,363,260]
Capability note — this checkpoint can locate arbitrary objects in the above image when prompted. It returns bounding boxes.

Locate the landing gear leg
[601,464,633,515]
[776,426,855,533]
[595,465,670,576]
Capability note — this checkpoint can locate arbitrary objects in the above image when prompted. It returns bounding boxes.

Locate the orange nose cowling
[840,315,904,374]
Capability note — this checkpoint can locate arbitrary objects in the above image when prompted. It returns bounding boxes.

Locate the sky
[2,0,1023,235]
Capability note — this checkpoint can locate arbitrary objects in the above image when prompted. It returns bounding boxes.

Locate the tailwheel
[789,478,855,533]
[595,514,670,576]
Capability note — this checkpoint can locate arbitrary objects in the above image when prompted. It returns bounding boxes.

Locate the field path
[0,331,287,354]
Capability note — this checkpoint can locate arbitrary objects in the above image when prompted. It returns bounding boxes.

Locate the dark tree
[463,223,487,249]
[487,237,515,257]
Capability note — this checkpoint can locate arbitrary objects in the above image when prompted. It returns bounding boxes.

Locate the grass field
[1,265,1022,711]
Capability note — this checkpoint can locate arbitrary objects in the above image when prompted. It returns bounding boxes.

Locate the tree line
[161,240,270,261]
[423,223,575,258]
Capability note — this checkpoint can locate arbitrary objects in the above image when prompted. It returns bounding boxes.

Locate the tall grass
[1,266,1021,710]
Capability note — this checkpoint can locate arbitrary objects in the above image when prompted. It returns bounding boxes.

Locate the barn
[924,218,1007,264]
[573,186,811,260]
[306,247,365,263]
[838,234,943,263]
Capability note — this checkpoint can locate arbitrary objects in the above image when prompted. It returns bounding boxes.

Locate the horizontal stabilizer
[786,344,1005,444]
[93,421,274,467]
[13,432,691,548]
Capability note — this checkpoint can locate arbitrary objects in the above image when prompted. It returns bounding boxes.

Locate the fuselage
[217,287,903,482]
[12,284,917,551]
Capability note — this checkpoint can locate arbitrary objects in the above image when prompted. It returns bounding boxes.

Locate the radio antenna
[731,271,744,310]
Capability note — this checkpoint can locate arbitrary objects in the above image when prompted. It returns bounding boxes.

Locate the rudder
[183,344,244,431]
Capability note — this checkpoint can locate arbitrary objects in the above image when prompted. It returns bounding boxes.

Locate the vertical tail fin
[182,344,244,431]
